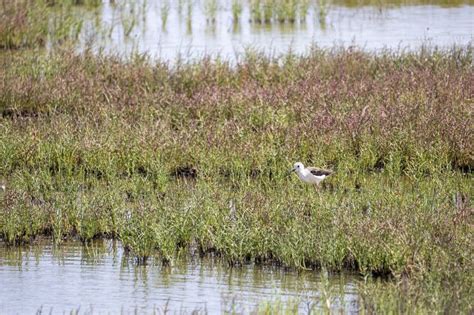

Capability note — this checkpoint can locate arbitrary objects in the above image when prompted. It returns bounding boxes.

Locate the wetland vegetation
[0,0,473,313]
[2,45,472,313]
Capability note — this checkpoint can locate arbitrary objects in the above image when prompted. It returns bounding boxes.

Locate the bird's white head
[291,162,304,173]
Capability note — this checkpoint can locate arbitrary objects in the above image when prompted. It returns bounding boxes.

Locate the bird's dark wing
[308,167,333,176]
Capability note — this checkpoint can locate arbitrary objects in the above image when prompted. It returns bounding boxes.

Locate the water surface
[0,240,359,314]
[78,0,474,61]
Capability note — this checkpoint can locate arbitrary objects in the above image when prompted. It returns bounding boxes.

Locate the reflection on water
[0,240,359,314]
[77,0,474,61]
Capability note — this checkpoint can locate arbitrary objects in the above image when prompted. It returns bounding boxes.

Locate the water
[0,240,359,314]
[78,0,474,61]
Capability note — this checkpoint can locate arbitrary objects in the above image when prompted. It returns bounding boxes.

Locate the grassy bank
[0,46,473,312]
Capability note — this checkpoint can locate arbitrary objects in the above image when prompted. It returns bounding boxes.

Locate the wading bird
[290,162,333,189]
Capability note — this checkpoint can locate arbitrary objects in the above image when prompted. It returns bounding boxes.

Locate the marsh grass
[0,0,86,50]
[204,0,218,23]
[231,0,243,23]
[186,0,193,33]
[250,0,263,23]
[161,1,170,30]
[317,0,330,23]
[0,45,473,312]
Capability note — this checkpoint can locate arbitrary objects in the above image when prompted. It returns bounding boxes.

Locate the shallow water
[78,0,474,61]
[0,240,359,314]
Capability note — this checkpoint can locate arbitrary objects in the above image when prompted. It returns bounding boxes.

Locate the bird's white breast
[298,171,325,184]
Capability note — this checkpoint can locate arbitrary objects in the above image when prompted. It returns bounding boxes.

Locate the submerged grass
[2,0,471,47]
[0,0,93,50]
[0,45,473,312]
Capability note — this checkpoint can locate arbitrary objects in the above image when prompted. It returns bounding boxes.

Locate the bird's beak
[288,168,296,175]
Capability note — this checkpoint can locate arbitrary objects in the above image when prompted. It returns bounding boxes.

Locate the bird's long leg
[314,184,320,194]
